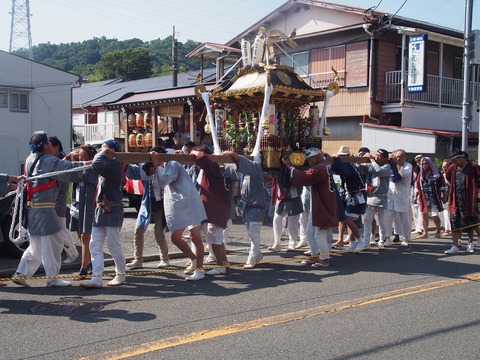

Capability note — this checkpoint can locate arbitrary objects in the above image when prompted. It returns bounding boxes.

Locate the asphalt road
[1,209,480,359]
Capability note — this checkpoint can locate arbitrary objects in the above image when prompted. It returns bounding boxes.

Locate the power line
[38,0,279,44]
[391,0,408,18]
[371,0,383,12]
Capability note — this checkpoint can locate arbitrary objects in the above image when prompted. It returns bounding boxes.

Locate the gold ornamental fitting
[289,152,305,166]
[261,117,270,130]
[322,126,331,136]
[204,123,211,134]
[327,82,340,95]
[195,84,207,98]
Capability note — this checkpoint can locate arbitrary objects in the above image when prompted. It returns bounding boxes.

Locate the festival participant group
[1,130,479,288]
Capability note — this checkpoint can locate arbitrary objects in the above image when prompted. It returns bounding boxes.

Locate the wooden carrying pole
[115,152,370,165]
[115,152,244,165]
[328,156,371,164]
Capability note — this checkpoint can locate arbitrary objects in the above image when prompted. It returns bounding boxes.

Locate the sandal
[332,242,344,248]
[311,259,330,268]
[415,233,428,239]
[435,232,442,238]
[301,257,318,264]
[73,268,90,281]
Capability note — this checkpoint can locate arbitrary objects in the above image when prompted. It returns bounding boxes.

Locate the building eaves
[0,49,81,82]
[187,42,241,58]
[73,69,217,109]
[224,0,376,46]
[106,84,215,109]
[223,0,464,47]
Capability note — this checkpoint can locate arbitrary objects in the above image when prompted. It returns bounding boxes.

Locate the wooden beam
[115,153,370,166]
[331,156,372,164]
[115,152,246,165]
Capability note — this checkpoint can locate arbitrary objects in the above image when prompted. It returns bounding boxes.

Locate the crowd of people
[1,130,480,288]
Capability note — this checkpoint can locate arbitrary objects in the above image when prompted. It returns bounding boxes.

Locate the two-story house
[204,0,479,158]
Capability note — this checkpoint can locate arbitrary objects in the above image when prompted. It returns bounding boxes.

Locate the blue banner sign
[408,34,428,93]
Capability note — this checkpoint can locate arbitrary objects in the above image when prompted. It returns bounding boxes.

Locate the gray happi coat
[25,152,87,236]
[154,160,206,232]
[92,150,124,228]
[71,168,98,233]
[224,156,266,223]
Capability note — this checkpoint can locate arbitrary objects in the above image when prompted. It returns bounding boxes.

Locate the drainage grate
[31,299,104,316]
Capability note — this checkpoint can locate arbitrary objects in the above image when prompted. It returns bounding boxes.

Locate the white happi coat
[154,160,206,232]
[388,161,412,213]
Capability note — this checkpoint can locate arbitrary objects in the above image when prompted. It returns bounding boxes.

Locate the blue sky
[1,0,478,51]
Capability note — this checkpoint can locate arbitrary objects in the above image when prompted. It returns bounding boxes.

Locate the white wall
[401,104,478,132]
[0,51,79,173]
[362,125,437,154]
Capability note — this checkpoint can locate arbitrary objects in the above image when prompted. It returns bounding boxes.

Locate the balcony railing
[301,70,346,89]
[385,70,480,108]
[73,123,115,145]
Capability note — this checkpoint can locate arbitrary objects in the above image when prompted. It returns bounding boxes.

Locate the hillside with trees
[13,36,208,81]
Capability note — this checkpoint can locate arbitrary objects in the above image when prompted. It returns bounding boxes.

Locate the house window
[0,90,7,108]
[427,51,439,75]
[279,51,309,76]
[453,56,463,79]
[310,45,346,88]
[10,92,29,112]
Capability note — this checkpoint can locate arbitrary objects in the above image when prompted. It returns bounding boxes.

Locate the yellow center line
[79,273,480,360]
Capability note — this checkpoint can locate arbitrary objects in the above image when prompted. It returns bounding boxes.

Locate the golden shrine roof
[209,65,334,111]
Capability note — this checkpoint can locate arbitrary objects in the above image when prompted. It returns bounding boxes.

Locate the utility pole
[9,0,33,59]
[172,26,178,87]
[461,0,473,151]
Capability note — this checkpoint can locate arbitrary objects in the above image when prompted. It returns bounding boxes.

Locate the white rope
[7,164,93,244]
[0,189,17,200]
[9,177,27,244]
[25,164,92,181]
[273,42,325,90]
[208,57,243,93]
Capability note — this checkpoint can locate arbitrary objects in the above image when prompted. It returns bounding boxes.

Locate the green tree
[13,35,210,81]
[97,47,153,81]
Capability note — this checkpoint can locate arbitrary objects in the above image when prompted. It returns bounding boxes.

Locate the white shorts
[421,204,440,217]
[187,223,201,231]
[345,212,361,220]
[205,223,225,245]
